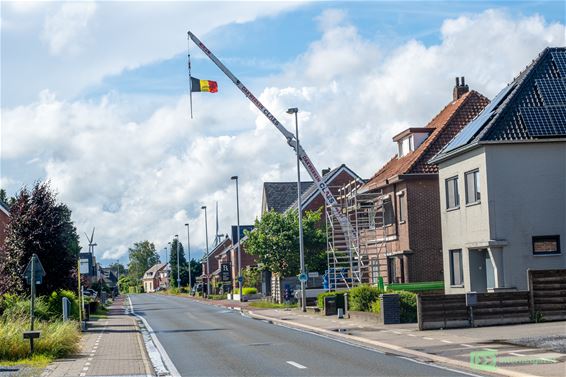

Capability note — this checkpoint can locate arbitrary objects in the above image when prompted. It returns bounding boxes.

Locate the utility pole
[202,206,210,295]
[175,235,181,288]
[231,176,242,301]
[287,107,306,312]
[185,223,192,288]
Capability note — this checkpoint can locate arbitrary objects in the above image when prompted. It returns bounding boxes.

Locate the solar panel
[546,106,566,135]
[443,83,516,153]
[536,79,566,106]
[551,51,566,77]
[521,107,554,136]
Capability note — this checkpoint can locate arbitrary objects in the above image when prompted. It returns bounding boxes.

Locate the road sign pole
[30,255,36,353]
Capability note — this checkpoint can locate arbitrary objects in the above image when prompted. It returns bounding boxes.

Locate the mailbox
[465,292,477,306]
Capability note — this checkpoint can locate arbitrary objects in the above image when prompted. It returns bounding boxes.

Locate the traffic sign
[24,255,46,285]
[238,276,244,283]
[298,273,308,283]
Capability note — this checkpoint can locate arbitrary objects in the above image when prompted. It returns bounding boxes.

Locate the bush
[0,295,52,321]
[0,317,80,361]
[317,292,336,309]
[242,287,257,295]
[349,285,382,312]
[370,300,381,314]
[47,290,80,321]
[208,294,227,300]
[397,290,417,323]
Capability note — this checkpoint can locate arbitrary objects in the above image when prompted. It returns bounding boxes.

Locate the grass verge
[249,301,298,309]
[0,354,53,368]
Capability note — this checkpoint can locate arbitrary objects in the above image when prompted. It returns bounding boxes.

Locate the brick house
[142,263,169,293]
[0,201,10,255]
[430,48,566,293]
[200,236,231,292]
[355,78,489,285]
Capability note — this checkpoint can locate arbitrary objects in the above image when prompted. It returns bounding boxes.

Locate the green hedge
[397,290,417,323]
[47,290,80,321]
[387,281,444,292]
[349,285,382,312]
[242,287,257,295]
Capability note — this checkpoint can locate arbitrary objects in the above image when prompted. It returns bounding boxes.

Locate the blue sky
[1,1,564,265]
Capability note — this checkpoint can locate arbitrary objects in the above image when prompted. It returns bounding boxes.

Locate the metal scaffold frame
[325,181,387,291]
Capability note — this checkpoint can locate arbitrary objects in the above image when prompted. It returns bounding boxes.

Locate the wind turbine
[84,227,97,254]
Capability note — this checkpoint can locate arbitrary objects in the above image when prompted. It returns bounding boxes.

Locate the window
[445,176,460,209]
[368,206,376,229]
[465,170,481,204]
[383,197,394,226]
[532,235,561,255]
[449,249,463,286]
[398,192,406,222]
[398,136,413,157]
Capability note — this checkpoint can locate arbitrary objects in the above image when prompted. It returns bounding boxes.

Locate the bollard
[62,297,70,321]
[337,308,344,319]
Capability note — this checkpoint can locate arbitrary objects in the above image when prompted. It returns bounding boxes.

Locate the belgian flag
[191,77,218,93]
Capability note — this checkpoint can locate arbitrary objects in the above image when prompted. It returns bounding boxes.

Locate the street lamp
[185,223,192,289]
[175,235,181,289]
[287,107,306,312]
[201,205,210,295]
[231,176,242,301]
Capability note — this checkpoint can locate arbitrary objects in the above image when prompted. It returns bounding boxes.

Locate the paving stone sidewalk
[42,296,153,377]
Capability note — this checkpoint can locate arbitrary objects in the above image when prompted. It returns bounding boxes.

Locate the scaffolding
[325,181,387,291]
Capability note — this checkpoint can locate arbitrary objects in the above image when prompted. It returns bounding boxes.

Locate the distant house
[200,236,231,293]
[430,47,566,293]
[142,263,169,293]
[354,79,489,285]
[98,267,118,288]
[262,181,313,214]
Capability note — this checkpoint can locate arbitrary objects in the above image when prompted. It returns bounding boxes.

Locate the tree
[169,238,189,287]
[242,266,261,289]
[188,258,202,287]
[244,209,327,277]
[0,182,80,295]
[127,241,159,282]
[108,262,126,277]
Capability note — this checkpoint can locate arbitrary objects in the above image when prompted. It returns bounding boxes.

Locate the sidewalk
[186,295,566,377]
[42,296,153,377]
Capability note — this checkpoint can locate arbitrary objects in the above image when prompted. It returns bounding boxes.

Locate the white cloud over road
[1,6,564,262]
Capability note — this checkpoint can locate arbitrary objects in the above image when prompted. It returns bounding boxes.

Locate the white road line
[286,361,307,369]
[392,331,402,334]
[85,362,91,366]
[129,295,181,377]
[460,344,475,348]
[407,334,416,337]
[539,358,558,363]
[509,352,525,357]
[82,367,89,371]
[80,373,86,376]
[88,357,93,361]
[441,340,454,344]
[423,337,434,340]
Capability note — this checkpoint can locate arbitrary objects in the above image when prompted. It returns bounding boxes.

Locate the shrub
[397,290,417,323]
[242,287,257,295]
[47,290,80,321]
[349,285,381,312]
[0,317,80,361]
[370,300,381,314]
[208,294,227,300]
[0,295,51,321]
[317,292,336,309]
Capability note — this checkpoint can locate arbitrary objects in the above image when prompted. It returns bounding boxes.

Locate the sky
[1,1,565,265]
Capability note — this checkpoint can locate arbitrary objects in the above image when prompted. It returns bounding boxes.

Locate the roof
[0,201,10,217]
[361,90,489,192]
[263,181,313,213]
[201,237,231,262]
[431,47,566,164]
[143,263,167,278]
[287,164,364,210]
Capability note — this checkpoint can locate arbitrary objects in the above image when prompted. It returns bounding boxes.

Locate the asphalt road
[130,294,479,377]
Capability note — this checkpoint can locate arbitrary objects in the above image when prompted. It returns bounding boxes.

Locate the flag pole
[188,32,193,119]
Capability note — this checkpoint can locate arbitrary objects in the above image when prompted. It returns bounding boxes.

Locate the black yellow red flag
[190,77,218,93]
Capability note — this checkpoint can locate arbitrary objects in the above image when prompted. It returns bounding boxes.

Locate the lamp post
[185,223,192,289]
[231,176,242,301]
[201,205,210,295]
[287,107,306,312]
[175,235,181,289]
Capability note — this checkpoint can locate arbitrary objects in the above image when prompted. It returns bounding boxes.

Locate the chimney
[322,168,331,176]
[453,76,469,101]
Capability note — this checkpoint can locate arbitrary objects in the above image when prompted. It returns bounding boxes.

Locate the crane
[187,31,361,286]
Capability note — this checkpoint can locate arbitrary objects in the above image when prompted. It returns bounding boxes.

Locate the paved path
[130,294,478,376]
[43,297,153,377]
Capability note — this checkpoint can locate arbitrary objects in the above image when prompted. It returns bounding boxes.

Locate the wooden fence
[417,269,565,330]
[529,269,566,321]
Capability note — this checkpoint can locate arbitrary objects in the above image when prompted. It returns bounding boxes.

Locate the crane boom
[187,31,353,234]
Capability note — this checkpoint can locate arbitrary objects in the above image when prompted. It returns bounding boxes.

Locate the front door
[485,251,495,290]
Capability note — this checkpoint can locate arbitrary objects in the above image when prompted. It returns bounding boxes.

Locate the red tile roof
[360,91,489,192]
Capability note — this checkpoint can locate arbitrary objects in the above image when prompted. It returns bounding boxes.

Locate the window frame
[465,169,481,205]
[445,176,460,210]
[383,197,395,226]
[449,249,464,287]
[532,235,561,255]
[397,191,406,223]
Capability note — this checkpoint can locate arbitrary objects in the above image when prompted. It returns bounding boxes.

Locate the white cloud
[2,8,564,263]
[42,1,97,55]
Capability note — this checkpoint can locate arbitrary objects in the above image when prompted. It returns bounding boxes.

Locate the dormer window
[392,127,434,158]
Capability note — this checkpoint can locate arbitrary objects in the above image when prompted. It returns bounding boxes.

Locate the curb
[246,310,538,377]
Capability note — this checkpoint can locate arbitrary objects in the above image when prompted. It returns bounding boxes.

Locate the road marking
[85,362,91,366]
[391,331,402,334]
[407,334,416,337]
[82,367,89,371]
[80,373,86,376]
[509,352,525,357]
[441,340,453,344]
[286,361,307,369]
[460,344,474,348]
[88,357,93,361]
[129,295,181,377]
[423,337,434,340]
[539,358,557,363]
